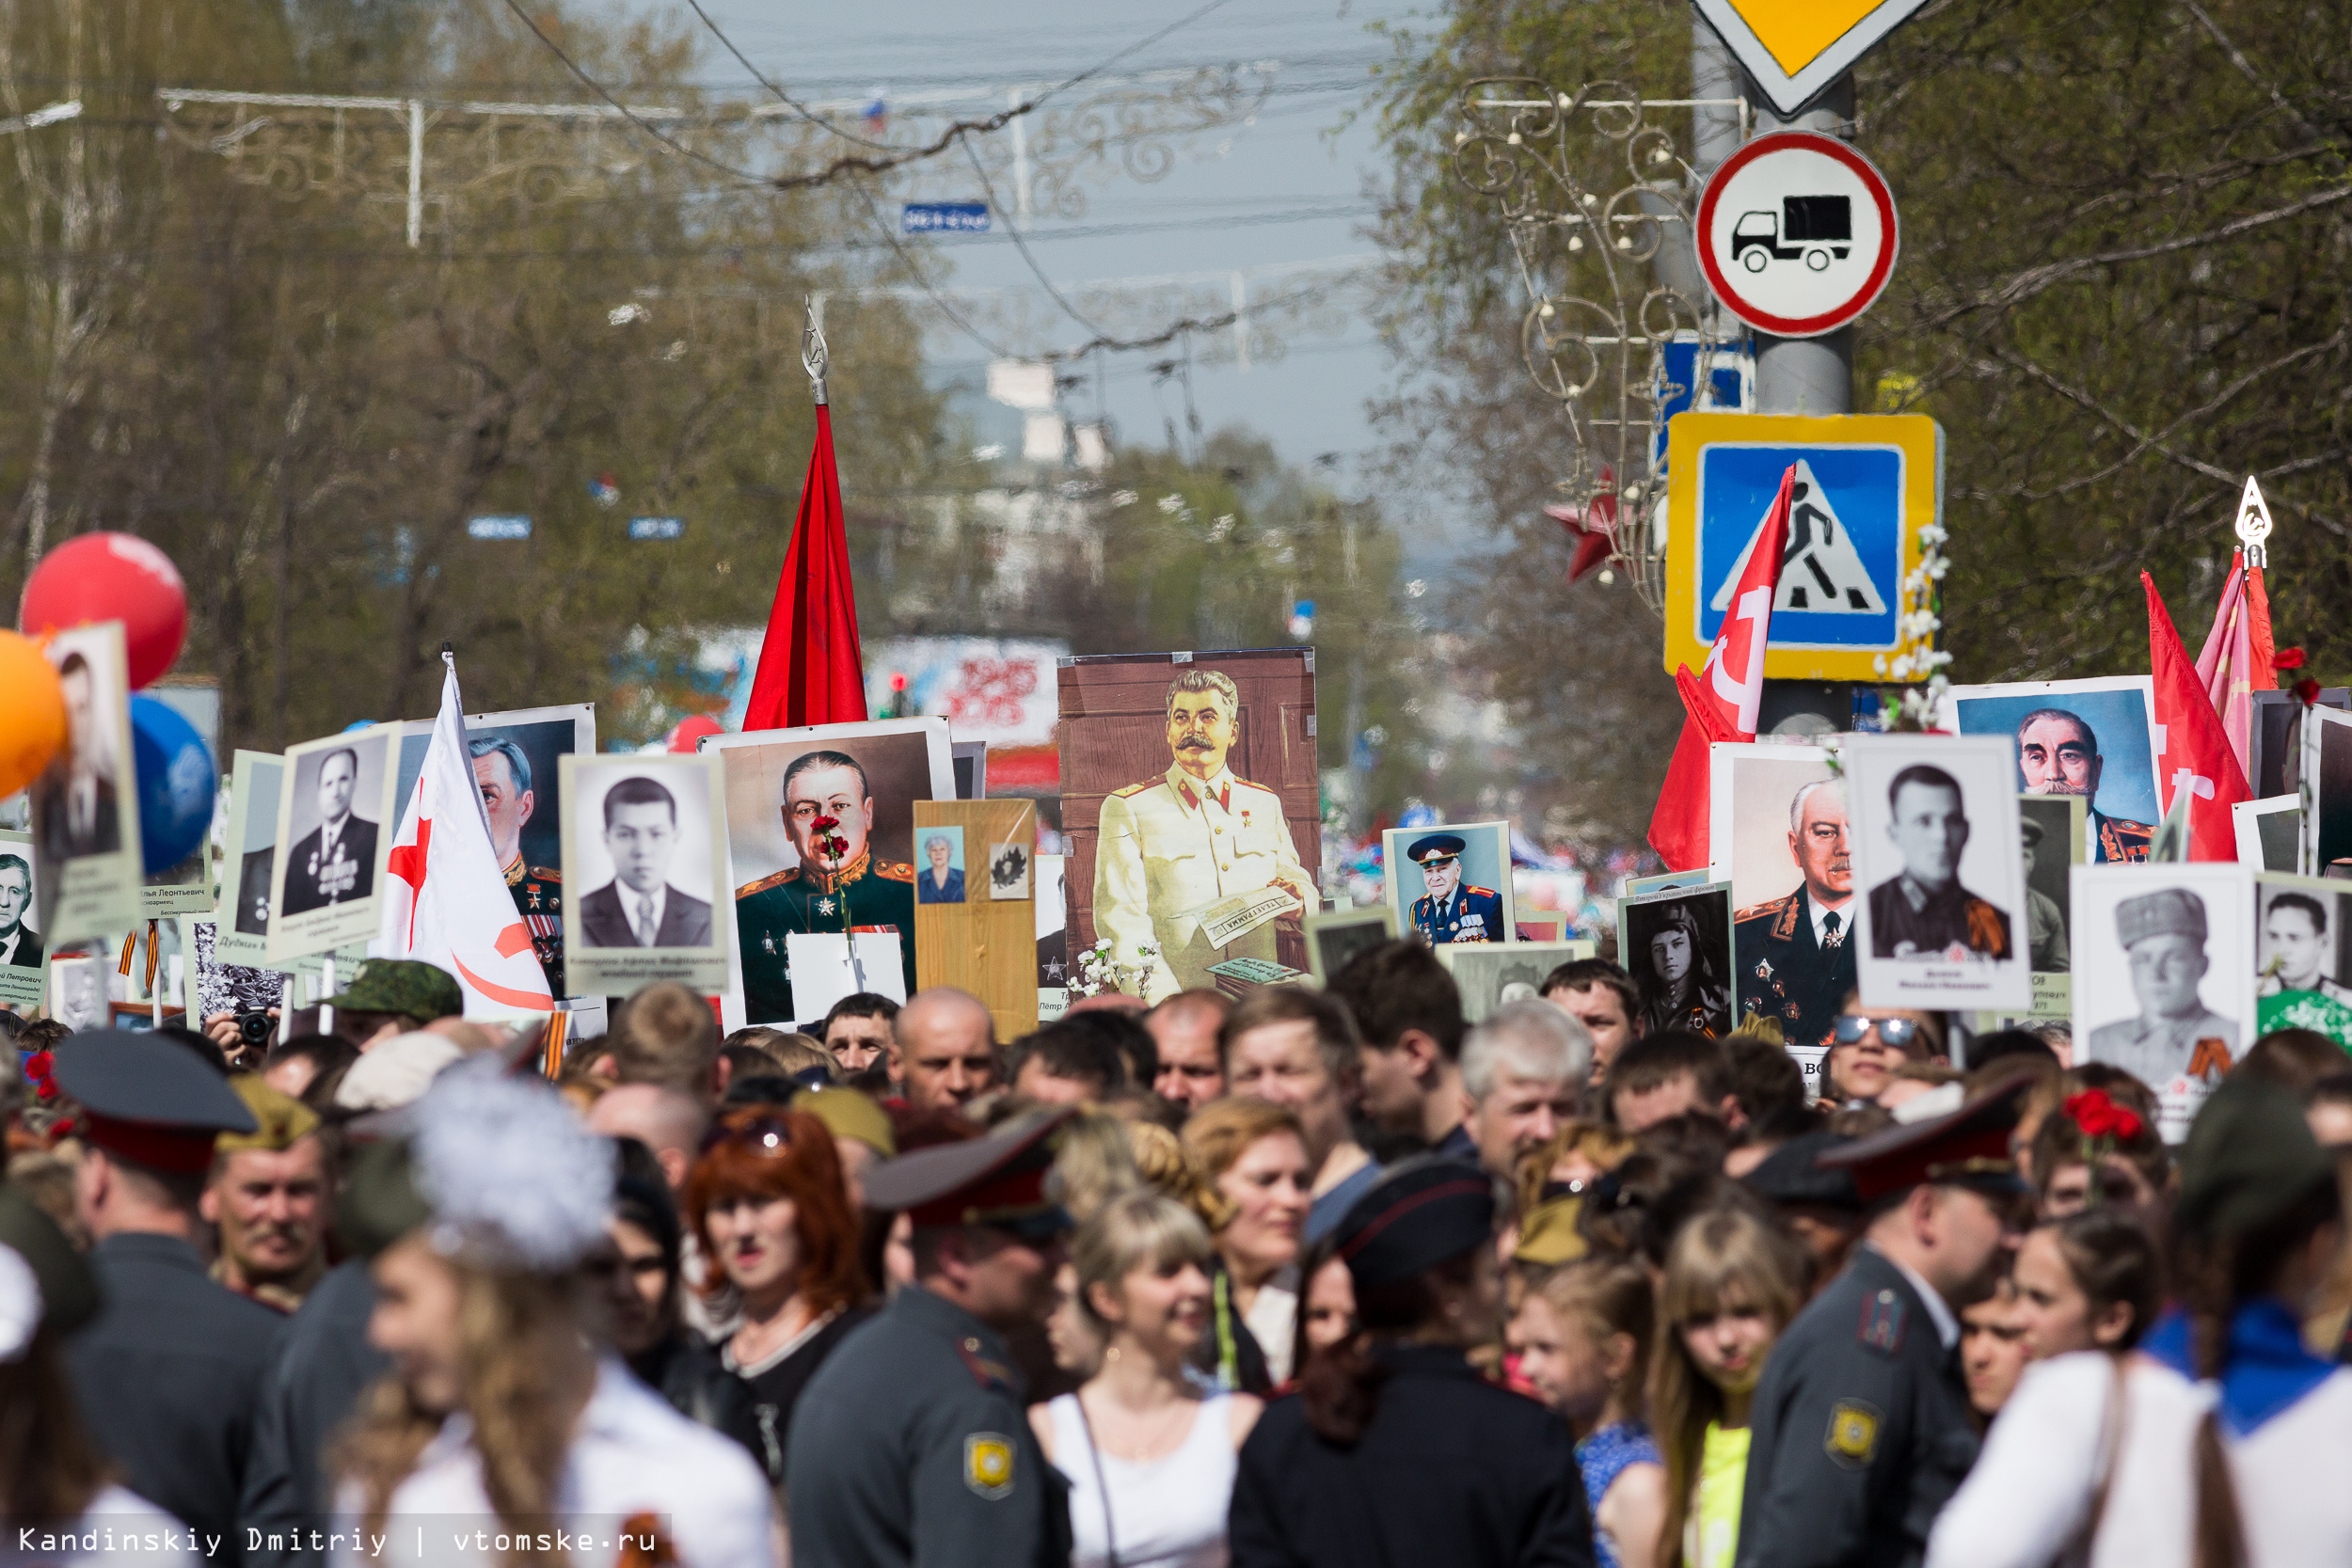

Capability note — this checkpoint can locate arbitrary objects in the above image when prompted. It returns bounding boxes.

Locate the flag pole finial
[803,295,829,407]
[2234,474,2275,569]
[441,640,455,672]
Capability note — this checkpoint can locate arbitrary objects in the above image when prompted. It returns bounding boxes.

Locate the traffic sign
[1692,0,1934,118]
[1663,413,1943,682]
[1696,132,1896,339]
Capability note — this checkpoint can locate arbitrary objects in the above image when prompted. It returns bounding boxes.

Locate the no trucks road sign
[1696,132,1898,340]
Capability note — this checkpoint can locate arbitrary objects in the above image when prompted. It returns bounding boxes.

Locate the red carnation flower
[2274,646,2307,671]
[2296,677,2322,706]
[24,1049,56,1101]
[2065,1087,2144,1145]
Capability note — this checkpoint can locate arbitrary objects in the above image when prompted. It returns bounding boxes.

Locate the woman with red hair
[687,1107,877,1488]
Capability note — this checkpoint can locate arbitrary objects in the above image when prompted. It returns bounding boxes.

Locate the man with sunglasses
[1825,1003,1944,1105]
[788,1109,1077,1568]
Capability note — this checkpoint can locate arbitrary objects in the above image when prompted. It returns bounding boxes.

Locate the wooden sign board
[914,799,1040,1044]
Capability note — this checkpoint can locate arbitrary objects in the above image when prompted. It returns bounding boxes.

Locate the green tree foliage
[1369,0,2352,836]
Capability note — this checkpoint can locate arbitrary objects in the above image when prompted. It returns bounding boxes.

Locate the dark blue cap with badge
[1335,1158,1495,1290]
[1407,833,1467,866]
[52,1030,257,1175]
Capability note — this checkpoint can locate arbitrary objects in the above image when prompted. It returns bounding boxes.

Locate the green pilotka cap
[2173,1077,2334,1240]
[324,958,463,1023]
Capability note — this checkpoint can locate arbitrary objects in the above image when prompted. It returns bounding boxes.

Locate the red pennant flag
[2192,551,2279,776]
[2146,571,2250,861]
[1647,467,1795,870]
[744,404,868,731]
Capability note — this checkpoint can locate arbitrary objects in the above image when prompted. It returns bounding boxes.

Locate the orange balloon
[0,629,67,796]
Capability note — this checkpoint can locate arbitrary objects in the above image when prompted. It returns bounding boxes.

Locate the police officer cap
[1334,1158,1495,1291]
[1741,1131,1862,1212]
[2175,1076,2334,1241]
[2115,887,2206,948]
[864,1105,1076,1239]
[52,1030,258,1175]
[1407,833,1467,865]
[1817,1069,2035,1206]
[0,1182,100,1350]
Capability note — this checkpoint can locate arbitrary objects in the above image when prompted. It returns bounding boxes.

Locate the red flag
[1647,467,1794,870]
[743,404,867,731]
[2146,572,2250,861]
[2192,551,2278,776]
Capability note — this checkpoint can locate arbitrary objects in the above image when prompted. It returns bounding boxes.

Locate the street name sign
[1692,0,1935,118]
[1663,412,1943,682]
[903,201,990,234]
[1696,131,1897,339]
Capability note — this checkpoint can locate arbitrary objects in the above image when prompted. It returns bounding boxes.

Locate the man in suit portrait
[917,833,965,904]
[278,746,379,915]
[1867,764,2011,962]
[2088,887,2238,1083]
[0,854,41,968]
[35,651,122,863]
[1734,778,1855,1048]
[1094,669,1315,1003]
[2015,707,2152,863]
[1406,833,1506,944]
[580,775,712,948]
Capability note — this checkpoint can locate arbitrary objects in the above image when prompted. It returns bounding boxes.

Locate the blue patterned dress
[1576,1420,1663,1568]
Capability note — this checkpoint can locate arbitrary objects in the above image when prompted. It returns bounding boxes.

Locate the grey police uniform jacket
[68,1233,287,1560]
[786,1284,1072,1568]
[1734,1247,1979,1568]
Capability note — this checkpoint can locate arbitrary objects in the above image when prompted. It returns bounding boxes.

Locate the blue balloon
[341,720,376,732]
[130,695,216,875]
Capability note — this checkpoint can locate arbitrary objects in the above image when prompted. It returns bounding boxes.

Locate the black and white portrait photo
[0,832,41,1011]
[267,727,400,964]
[1617,881,1736,1038]
[215,751,284,964]
[1305,906,1396,986]
[29,622,145,943]
[1847,734,2031,1010]
[2254,875,2352,1049]
[561,752,731,992]
[2073,863,2251,1090]
[1441,939,1595,1024]
[2017,794,2085,975]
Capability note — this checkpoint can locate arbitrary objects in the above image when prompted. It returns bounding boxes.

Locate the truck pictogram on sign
[1732,197,1852,273]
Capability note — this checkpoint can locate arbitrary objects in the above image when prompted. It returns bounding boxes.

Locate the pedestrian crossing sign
[1663,412,1943,682]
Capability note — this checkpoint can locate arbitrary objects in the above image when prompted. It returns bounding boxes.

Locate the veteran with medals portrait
[1404,833,1506,945]
[1734,778,1855,1049]
[278,745,378,915]
[470,735,568,998]
[736,749,919,1025]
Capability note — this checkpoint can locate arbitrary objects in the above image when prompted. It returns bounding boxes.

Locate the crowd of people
[4,938,2352,1567]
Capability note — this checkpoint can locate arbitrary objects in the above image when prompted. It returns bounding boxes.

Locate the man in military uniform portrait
[580,774,712,949]
[470,736,566,997]
[0,853,41,969]
[1867,765,2011,962]
[1634,898,1733,1037]
[1735,778,1855,1048]
[1093,669,1315,1004]
[2019,816,2069,973]
[279,745,380,915]
[1406,832,1505,944]
[2015,707,2152,863]
[2087,887,2237,1083]
[736,749,918,1026]
[2257,889,2352,1042]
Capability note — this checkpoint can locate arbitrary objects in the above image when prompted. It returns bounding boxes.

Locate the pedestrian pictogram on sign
[1692,0,1936,118]
[1708,461,1886,618]
[1695,132,1898,339]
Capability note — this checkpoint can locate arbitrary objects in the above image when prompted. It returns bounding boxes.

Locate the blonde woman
[1030,1192,1263,1568]
[1648,1201,1809,1568]
[1180,1098,1312,1391]
[333,1059,773,1566]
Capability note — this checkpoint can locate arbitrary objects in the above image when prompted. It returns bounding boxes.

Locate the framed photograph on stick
[2017,792,2086,1019]
[2233,796,2298,874]
[1942,675,2161,863]
[2255,874,2352,1049]
[2073,862,2253,1137]
[30,621,145,943]
[2298,705,2352,877]
[2250,688,2348,801]
[1617,881,1736,1037]
[0,830,43,1011]
[1304,906,1396,986]
[560,752,730,995]
[1383,821,1515,946]
[1713,749,1852,1052]
[267,726,400,964]
[1440,939,1597,1024]
[914,799,1039,1041]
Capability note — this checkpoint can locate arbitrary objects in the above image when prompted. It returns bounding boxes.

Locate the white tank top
[1046,1391,1236,1568]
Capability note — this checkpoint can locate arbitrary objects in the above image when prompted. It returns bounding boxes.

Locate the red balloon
[20,531,189,689]
[667,714,724,753]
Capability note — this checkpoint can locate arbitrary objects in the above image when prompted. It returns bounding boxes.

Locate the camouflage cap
[215,1073,321,1156]
[324,958,463,1022]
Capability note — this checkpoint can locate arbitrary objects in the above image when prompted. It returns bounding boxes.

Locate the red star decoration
[1543,471,1619,584]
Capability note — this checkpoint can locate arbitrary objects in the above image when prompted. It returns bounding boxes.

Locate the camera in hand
[236,1010,275,1047]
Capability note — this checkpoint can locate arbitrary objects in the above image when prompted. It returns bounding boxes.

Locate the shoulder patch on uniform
[1824,1400,1883,1470]
[1463,884,1497,899]
[737,866,802,899]
[1857,1287,1906,1355]
[964,1433,1016,1499]
[1733,893,1793,924]
[530,865,562,882]
[1110,780,1158,799]
[873,859,915,883]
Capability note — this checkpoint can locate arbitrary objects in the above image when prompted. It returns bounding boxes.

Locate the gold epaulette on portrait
[1464,885,1498,899]
[530,865,562,883]
[1110,780,1156,799]
[737,866,803,899]
[1734,892,1795,924]
[875,860,915,883]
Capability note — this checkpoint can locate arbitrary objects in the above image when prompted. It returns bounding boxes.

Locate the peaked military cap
[1818,1069,2035,1205]
[52,1030,258,1174]
[1407,832,1468,865]
[865,1105,1075,1238]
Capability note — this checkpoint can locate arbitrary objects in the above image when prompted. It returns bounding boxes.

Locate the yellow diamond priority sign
[1692,0,1934,118]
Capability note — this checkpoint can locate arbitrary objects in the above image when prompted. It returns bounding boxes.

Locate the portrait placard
[30,621,145,943]
[914,799,1039,1041]
[2249,687,2349,801]
[183,913,286,1027]
[216,751,282,964]
[1382,821,1516,947]
[2233,795,2299,873]
[706,718,952,1027]
[915,825,968,905]
[1846,734,2031,1010]
[2073,863,2253,1134]
[560,752,730,994]
[952,739,989,800]
[1943,676,2161,863]
[1440,939,1597,1023]
[2254,874,2352,1049]
[266,726,400,963]
[1036,852,1069,1021]
[1057,651,1320,1005]
[1708,742,1836,910]
[2298,705,2352,877]
[1305,906,1397,987]
[1618,881,1736,1037]
[1711,745,1853,1050]
[48,950,110,1033]
[1623,871,1710,898]
[0,830,43,1010]
[2018,792,2086,1018]
[988,842,1031,901]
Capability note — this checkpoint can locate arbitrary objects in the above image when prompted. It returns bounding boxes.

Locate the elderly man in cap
[203,1075,329,1312]
[787,1109,1077,1568]
[56,1030,285,1554]
[1406,832,1505,944]
[1736,1074,2032,1568]
[2086,886,2238,1083]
